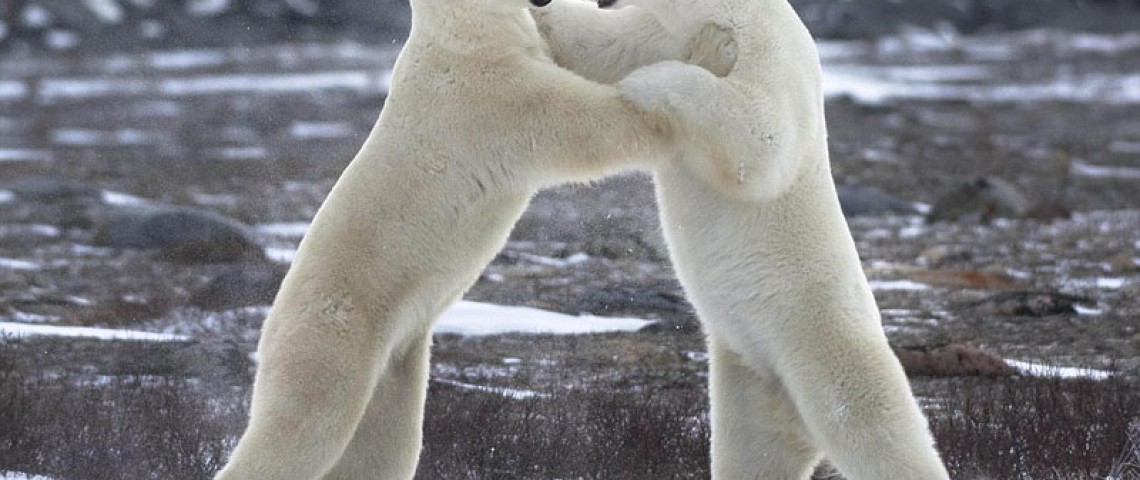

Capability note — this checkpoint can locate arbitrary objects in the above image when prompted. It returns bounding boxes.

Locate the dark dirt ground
[1,6,1139,478]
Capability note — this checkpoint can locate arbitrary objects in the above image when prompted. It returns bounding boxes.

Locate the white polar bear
[212,0,734,478]
[534,0,951,478]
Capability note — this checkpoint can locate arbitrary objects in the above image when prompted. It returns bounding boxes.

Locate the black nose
[597,0,616,7]
[530,0,552,7]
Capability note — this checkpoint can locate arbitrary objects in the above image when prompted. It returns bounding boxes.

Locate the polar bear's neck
[410,1,544,54]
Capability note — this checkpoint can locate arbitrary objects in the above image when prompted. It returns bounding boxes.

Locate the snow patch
[868,280,931,291]
[256,222,311,238]
[0,80,27,100]
[0,189,13,203]
[0,322,190,342]
[434,301,654,337]
[265,247,297,264]
[101,190,149,206]
[431,378,548,400]
[1070,160,1140,180]
[0,472,55,480]
[1005,359,1113,380]
[0,257,41,271]
[289,121,356,139]
[0,149,53,162]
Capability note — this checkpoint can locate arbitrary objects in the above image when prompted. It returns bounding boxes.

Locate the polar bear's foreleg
[619,61,802,202]
[707,336,822,479]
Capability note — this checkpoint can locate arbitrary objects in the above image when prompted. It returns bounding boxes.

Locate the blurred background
[1,0,1140,52]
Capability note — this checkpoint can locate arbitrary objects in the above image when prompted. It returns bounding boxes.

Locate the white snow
[1005,359,1114,380]
[0,149,53,162]
[256,222,310,238]
[0,80,27,100]
[265,247,297,264]
[435,301,655,337]
[289,121,356,139]
[1070,160,1140,180]
[868,280,931,291]
[0,322,190,342]
[1073,304,1104,316]
[148,50,227,70]
[824,68,1140,105]
[82,0,125,24]
[431,378,549,400]
[100,190,149,206]
[515,252,590,268]
[0,257,42,271]
[0,472,54,480]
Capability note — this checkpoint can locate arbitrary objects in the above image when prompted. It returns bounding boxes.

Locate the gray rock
[2,175,102,203]
[94,204,264,263]
[191,263,287,310]
[836,184,920,217]
[926,176,1033,223]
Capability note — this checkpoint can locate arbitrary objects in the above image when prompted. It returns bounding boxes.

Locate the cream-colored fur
[534,0,951,478]
[212,0,689,478]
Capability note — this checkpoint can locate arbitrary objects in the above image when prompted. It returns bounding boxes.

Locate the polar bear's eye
[530,0,552,7]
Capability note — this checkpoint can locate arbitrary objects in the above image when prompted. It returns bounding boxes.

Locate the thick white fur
[211,0,689,478]
[535,0,951,478]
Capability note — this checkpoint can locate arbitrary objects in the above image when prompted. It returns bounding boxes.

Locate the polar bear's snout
[597,0,618,9]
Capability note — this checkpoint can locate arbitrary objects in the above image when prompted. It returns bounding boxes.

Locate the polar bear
[211,0,738,478]
[534,0,951,478]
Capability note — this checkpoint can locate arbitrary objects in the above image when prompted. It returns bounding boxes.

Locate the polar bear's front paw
[618,61,715,113]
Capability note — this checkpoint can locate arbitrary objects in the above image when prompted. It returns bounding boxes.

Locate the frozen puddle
[1005,359,1114,380]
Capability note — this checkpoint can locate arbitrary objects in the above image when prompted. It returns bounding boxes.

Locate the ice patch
[434,301,655,337]
[0,189,13,203]
[1005,359,1113,380]
[0,322,190,342]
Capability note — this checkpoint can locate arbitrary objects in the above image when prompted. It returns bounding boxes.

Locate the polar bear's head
[597,0,668,10]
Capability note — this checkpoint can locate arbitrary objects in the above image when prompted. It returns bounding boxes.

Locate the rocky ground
[1,4,1139,479]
